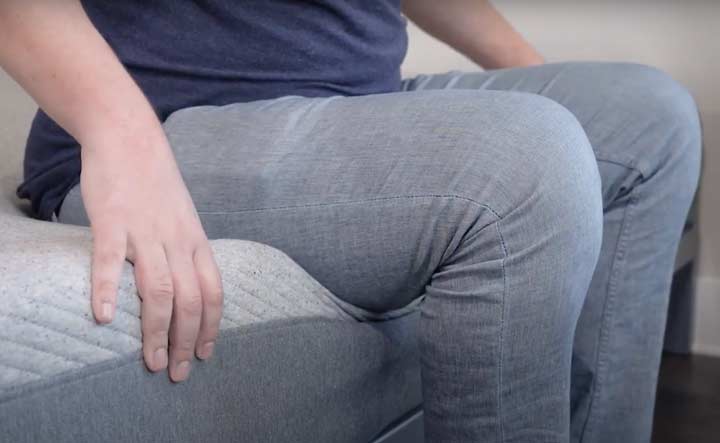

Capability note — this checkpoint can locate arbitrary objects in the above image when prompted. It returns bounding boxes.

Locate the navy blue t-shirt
[19,0,408,219]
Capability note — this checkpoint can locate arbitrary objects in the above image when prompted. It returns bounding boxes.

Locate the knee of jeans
[493,94,604,267]
[596,63,702,187]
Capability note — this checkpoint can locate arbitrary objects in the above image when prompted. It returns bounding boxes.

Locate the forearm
[2,0,222,385]
[402,0,544,69]
[0,0,162,148]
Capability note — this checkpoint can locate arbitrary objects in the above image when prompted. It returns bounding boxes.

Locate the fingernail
[154,348,168,369]
[101,303,113,322]
[173,361,191,381]
[198,342,215,360]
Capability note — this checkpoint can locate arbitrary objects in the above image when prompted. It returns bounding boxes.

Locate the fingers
[90,224,127,324]
[166,249,203,382]
[134,245,174,374]
[123,238,219,382]
[193,244,223,360]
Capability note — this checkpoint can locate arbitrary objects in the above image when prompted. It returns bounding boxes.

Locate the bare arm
[0,0,158,146]
[0,0,223,382]
[402,0,544,69]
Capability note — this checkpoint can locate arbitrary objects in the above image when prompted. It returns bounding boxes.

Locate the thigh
[403,62,699,205]
[59,90,593,314]
[413,61,701,443]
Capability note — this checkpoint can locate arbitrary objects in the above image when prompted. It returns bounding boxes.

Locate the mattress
[0,211,423,442]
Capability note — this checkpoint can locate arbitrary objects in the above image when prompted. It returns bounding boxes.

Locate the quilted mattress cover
[0,204,423,442]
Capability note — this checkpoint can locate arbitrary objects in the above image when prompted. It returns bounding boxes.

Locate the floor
[652,353,720,443]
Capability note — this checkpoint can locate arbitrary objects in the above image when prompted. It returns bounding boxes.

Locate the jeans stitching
[196,193,504,219]
[419,207,506,440]
[66,188,512,434]
[495,221,509,443]
[200,193,511,438]
[578,190,637,441]
[440,203,507,442]
[595,156,646,177]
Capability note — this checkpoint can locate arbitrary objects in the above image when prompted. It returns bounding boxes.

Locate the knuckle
[173,241,196,256]
[204,286,224,310]
[141,323,168,341]
[172,338,196,353]
[148,277,174,303]
[178,293,203,317]
[95,249,125,267]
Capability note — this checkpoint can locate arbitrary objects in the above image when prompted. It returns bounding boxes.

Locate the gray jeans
[59,62,701,442]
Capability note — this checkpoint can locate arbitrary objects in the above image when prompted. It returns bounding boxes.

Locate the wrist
[77,108,168,155]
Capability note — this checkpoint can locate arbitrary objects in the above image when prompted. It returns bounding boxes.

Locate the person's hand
[80,124,223,382]
[0,0,222,383]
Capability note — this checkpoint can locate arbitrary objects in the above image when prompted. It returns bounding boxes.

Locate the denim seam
[197,193,510,439]
[494,220,509,443]
[429,205,507,442]
[196,193,504,219]
[578,190,638,441]
[595,155,646,177]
